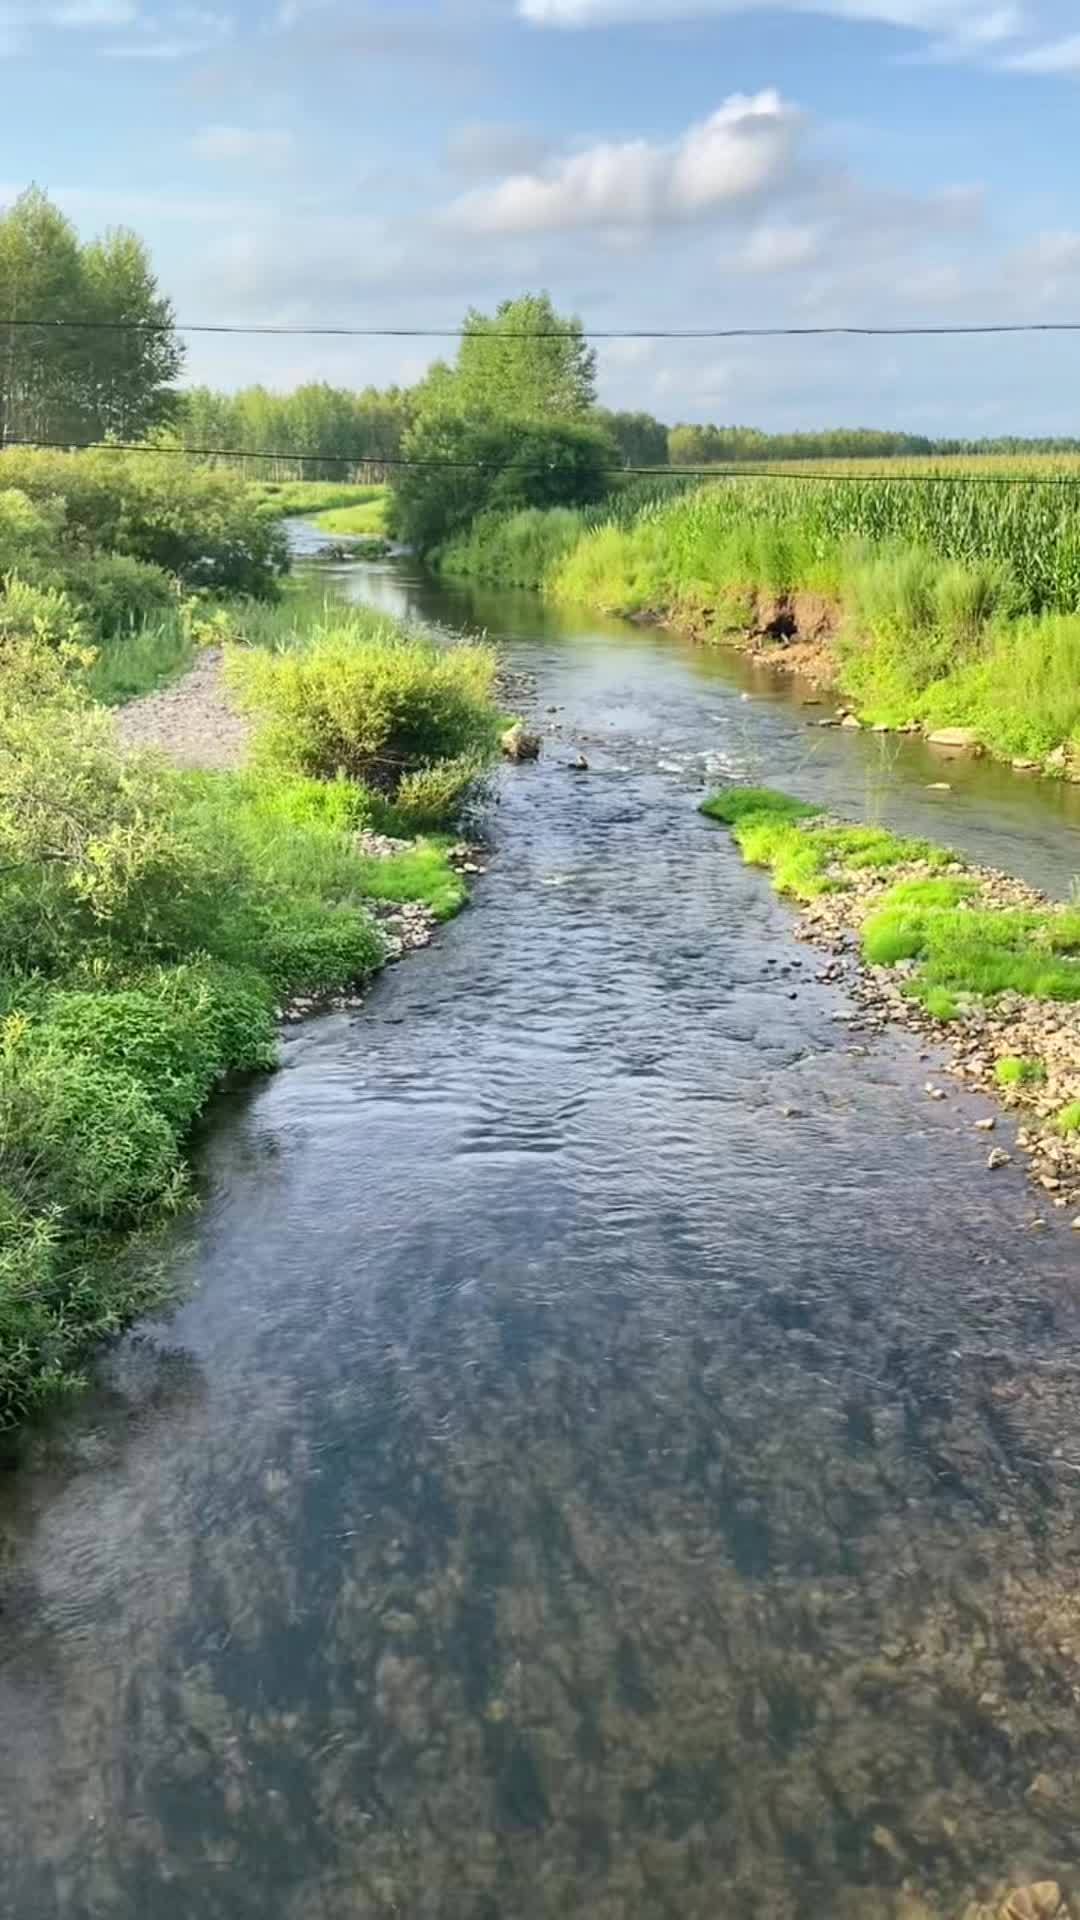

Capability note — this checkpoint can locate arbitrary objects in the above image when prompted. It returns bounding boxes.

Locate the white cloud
[104,5,232,57]
[446,121,551,180]
[448,91,800,234]
[737,221,821,270]
[192,124,296,164]
[998,31,1080,70]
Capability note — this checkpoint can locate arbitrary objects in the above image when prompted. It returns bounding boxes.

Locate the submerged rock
[998,1885,1069,1920]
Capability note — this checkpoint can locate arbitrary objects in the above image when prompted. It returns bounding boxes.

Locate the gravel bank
[114,648,250,770]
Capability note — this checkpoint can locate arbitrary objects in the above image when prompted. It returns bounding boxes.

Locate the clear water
[2,545,1079,1920]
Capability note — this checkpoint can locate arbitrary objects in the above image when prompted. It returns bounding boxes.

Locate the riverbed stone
[998,1884,1068,1920]
[501,722,541,762]
[928,727,981,751]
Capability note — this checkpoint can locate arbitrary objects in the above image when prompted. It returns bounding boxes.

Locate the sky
[4,0,1080,432]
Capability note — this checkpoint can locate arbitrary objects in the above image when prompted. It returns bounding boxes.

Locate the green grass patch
[994,1055,1047,1088]
[312,493,389,538]
[84,613,196,705]
[250,480,388,519]
[353,840,468,922]
[734,816,950,901]
[863,904,1080,1003]
[700,786,821,825]
[1057,1101,1080,1135]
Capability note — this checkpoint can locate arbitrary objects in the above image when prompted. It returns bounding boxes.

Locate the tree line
[5,186,1080,485]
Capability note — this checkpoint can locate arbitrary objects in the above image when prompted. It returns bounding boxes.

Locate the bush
[0,447,288,598]
[227,620,499,792]
[53,552,177,637]
[0,575,87,652]
[0,1033,183,1222]
[390,756,488,831]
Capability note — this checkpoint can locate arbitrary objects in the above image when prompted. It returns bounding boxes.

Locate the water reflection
[1,554,1079,1919]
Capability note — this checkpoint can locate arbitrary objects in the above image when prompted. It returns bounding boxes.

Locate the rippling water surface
[2,547,1079,1919]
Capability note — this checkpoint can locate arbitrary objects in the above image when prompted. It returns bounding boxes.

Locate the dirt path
[114,649,250,771]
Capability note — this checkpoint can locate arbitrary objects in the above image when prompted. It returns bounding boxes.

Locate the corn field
[647,465,1080,614]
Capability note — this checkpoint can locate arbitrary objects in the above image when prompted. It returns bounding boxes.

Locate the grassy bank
[440,471,1080,774]
[1,448,290,708]
[250,480,389,519]
[702,785,1080,1205]
[312,491,390,539]
[0,602,500,1436]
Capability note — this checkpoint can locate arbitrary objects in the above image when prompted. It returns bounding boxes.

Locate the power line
[6,434,1080,484]
[5,316,1080,341]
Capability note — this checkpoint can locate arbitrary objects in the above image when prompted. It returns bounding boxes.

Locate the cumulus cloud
[447,91,800,234]
[192,124,297,163]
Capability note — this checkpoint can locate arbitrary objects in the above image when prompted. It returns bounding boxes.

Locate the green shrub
[0,1034,183,1222]
[1058,1102,1080,1135]
[55,552,177,637]
[389,756,488,831]
[0,575,87,652]
[0,447,288,598]
[253,900,384,993]
[227,622,499,790]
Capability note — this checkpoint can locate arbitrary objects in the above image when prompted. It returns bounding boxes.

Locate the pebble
[975,1116,997,1132]
[987,1148,1012,1170]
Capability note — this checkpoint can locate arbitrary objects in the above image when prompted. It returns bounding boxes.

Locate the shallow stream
[2,542,1080,1918]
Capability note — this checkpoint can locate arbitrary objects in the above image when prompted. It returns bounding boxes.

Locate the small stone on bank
[988,1148,1012,1170]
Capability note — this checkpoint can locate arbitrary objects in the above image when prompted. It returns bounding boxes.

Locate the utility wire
[5,316,1080,340]
[5,435,1080,484]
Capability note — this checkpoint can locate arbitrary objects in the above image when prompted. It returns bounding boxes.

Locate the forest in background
[6,187,1080,480]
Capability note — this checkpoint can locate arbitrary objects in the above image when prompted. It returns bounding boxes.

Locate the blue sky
[4,0,1080,431]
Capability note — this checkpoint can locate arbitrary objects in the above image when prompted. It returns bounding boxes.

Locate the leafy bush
[0,575,87,652]
[0,1029,183,1222]
[0,448,288,598]
[390,756,488,831]
[227,620,499,794]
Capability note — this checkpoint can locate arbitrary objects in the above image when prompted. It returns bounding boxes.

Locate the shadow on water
[1,541,1080,1919]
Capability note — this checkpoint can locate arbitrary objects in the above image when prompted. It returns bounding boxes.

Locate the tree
[0,187,183,448]
[596,409,668,468]
[0,188,85,446]
[79,229,183,440]
[394,413,616,554]
[449,293,597,422]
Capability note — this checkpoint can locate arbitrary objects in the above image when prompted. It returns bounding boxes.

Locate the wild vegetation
[439,464,1080,771]
[0,443,501,1435]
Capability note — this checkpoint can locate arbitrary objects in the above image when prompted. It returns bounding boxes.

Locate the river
[1,543,1079,1920]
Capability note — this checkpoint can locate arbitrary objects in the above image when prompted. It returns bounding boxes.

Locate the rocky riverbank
[703,790,1080,1220]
